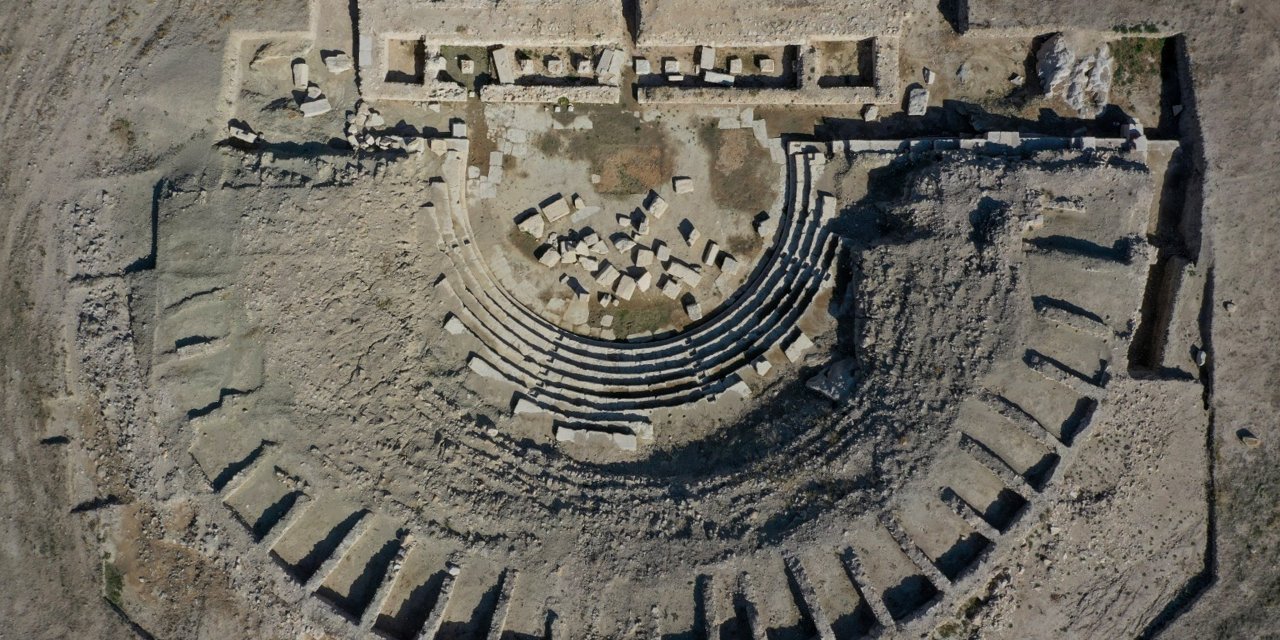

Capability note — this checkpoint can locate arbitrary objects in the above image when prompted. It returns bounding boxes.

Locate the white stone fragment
[752,357,773,376]
[323,52,353,73]
[906,85,929,116]
[614,275,636,300]
[659,275,682,299]
[759,57,776,73]
[698,46,716,70]
[783,332,814,363]
[635,271,653,292]
[634,57,651,74]
[451,121,467,138]
[443,313,467,335]
[467,355,504,380]
[673,177,694,194]
[663,58,681,74]
[300,98,331,117]
[537,245,561,267]
[292,61,308,88]
[634,247,655,268]
[645,191,668,219]
[863,104,879,121]
[703,70,735,86]
[728,56,743,74]
[595,262,620,287]
[541,194,571,222]
[684,297,703,321]
[702,241,721,266]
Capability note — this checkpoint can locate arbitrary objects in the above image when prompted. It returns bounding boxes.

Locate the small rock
[862,104,879,122]
[923,67,936,84]
[1239,431,1262,448]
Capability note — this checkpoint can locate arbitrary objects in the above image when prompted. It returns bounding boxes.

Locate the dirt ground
[0,0,1277,638]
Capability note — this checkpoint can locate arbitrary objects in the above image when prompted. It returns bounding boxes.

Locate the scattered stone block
[752,357,772,376]
[635,247,655,268]
[300,98,331,117]
[323,52,353,73]
[728,56,743,75]
[720,254,740,274]
[228,123,258,144]
[906,85,929,116]
[863,104,879,121]
[680,220,700,246]
[655,240,671,262]
[672,176,694,194]
[541,194,571,222]
[612,233,636,252]
[292,61,308,88]
[923,67,936,84]
[702,241,721,266]
[306,85,323,99]
[683,296,703,321]
[600,314,614,328]
[614,275,637,301]
[644,191,668,218]
[595,262,620,287]
[579,256,599,272]
[663,58,681,74]
[515,210,544,236]
[728,379,752,397]
[537,245,561,267]
[635,271,653,292]
[634,57,651,74]
[667,74,685,83]
[430,138,448,155]
[666,259,702,287]
[459,56,475,74]
[659,275,682,299]
[759,56,776,73]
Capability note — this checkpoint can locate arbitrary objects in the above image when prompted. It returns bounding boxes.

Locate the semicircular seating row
[430,144,839,444]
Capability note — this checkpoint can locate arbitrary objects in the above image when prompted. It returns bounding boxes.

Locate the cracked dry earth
[3,1,1278,640]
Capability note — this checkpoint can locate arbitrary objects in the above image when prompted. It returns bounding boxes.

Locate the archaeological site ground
[1,0,1278,638]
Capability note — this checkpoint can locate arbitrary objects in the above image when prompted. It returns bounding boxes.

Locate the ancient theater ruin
[47,0,1221,637]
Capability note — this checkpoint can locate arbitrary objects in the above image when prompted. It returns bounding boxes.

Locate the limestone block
[612,233,636,252]
[292,61,308,88]
[537,245,561,267]
[547,57,565,75]
[728,56,743,75]
[659,275,682,299]
[698,46,716,70]
[635,271,653,292]
[753,357,772,376]
[666,260,702,287]
[634,57,651,74]
[600,314,614,328]
[784,331,814,363]
[614,275,637,301]
[663,58,681,74]
[645,191,668,218]
[684,297,703,321]
[863,104,879,121]
[595,262,620,287]
[300,98,331,117]
[467,355,504,381]
[673,176,694,194]
[459,56,475,74]
[759,56,776,73]
[807,358,856,401]
[655,241,671,262]
[635,247,655,268]
[703,70,735,86]
[541,194,571,222]
[720,255,740,274]
[576,59,592,75]
[491,47,519,84]
[906,85,928,116]
[702,241,721,266]
[451,121,468,138]
[323,52,353,73]
[580,256,599,272]
[443,313,467,335]
[728,379,752,397]
[756,214,776,237]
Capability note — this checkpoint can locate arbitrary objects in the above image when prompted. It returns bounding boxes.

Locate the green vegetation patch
[1111,37,1166,86]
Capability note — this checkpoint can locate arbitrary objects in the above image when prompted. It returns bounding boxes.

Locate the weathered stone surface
[300,97,331,117]
[906,85,928,116]
[541,194,571,222]
[784,331,814,363]
[806,358,856,401]
[292,61,308,88]
[672,177,694,194]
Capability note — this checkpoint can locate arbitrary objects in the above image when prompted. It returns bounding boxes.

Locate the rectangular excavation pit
[798,549,877,639]
[269,502,367,583]
[385,38,425,84]
[314,516,404,621]
[436,557,503,640]
[372,544,454,640]
[945,454,1029,533]
[814,39,875,88]
[222,461,301,540]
